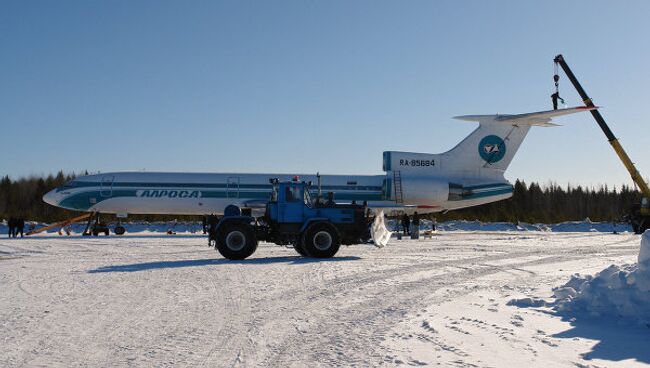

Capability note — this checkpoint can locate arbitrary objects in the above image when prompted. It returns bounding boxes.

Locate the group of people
[401,212,420,236]
[7,217,26,238]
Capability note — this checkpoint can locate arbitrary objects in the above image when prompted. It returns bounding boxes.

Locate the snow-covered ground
[1,231,648,367]
[0,218,634,236]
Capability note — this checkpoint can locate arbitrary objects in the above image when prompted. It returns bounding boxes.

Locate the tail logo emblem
[478,135,506,163]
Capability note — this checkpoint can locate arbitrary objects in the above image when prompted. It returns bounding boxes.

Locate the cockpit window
[62,181,77,188]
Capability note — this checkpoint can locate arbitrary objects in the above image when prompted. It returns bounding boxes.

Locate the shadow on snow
[88,255,361,273]
[510,300,650,364]
[552,315,650,364]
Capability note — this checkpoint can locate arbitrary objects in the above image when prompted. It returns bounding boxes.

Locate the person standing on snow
[401,213,410,236]
[412,212,420,236]
[7,218,15,238]
[17,218,25,238]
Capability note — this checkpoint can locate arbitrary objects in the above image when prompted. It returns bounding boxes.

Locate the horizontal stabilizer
[454,106,597,127]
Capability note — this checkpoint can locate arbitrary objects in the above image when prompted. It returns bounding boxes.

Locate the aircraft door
[100,176,114,198]
[227,177,240,199]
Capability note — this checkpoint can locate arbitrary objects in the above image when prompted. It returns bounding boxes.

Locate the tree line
[436,180,641,223]
[0,172,642,224]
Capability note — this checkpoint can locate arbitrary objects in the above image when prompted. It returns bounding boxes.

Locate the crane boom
[553,54,650,199]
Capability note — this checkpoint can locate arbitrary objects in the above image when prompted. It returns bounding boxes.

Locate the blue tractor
[209,178,371,260]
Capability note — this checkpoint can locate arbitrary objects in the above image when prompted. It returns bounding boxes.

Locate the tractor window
[285,185,301,202]
[270,184,278,202]
[291,185,302,202]
[285,186,294,201]
[304,188,313,207]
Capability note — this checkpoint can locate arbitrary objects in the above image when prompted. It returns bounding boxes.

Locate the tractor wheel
[302,223,340,258]
[294,240,308,257]
[216,222,258,260]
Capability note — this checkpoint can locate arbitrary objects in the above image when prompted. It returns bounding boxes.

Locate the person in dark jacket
[7,217,15,238]
[412,212,420,235]
[412,212,420,226]
[401,213,411,235]
[17,218,25,238]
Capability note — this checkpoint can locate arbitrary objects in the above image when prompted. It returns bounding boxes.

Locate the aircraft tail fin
[442,106,596,178]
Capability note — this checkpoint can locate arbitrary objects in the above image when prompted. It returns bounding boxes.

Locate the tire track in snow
[258,241,639,366]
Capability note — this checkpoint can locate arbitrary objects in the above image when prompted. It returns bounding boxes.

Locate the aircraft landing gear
[82,213,110,236]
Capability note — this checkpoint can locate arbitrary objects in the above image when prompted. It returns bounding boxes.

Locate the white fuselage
[43,171,513,216]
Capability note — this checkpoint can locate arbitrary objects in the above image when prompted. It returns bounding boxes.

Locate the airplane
[43,106,595,233]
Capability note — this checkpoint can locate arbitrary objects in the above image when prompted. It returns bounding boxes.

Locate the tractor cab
[271,179,312,206]
[268,179,313,223]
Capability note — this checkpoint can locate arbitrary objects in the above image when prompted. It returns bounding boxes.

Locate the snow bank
[639,230,650,265]
[510,231,650,326]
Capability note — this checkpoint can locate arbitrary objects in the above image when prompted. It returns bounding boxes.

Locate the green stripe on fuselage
[59,190,138,211]
[461,188,513,200]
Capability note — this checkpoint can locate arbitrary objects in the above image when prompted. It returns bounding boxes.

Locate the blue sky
[1,1,649,188]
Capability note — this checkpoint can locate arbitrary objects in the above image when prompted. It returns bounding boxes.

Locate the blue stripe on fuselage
[57,187,383,211]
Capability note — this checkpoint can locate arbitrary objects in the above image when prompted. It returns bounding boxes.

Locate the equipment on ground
[553,54,650,233]
[26,212,125,236]
[208,178,373,260]
[25,213,91,236]
[81,212,116,236]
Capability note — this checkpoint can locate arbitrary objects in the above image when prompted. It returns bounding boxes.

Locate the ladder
[393,170,404,204]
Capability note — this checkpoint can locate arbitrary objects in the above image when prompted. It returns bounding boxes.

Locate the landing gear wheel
[302,223,340,258]
[216,222,258,260]
[114,225,126,235]
[92,223,109,236]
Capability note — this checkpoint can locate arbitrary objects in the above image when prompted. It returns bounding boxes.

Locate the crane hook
[551,64,564,110]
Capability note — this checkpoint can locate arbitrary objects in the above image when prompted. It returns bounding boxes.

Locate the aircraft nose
[43,189,59,206]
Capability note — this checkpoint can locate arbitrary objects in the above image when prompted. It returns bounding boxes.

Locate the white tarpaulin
[370,210,391,248]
